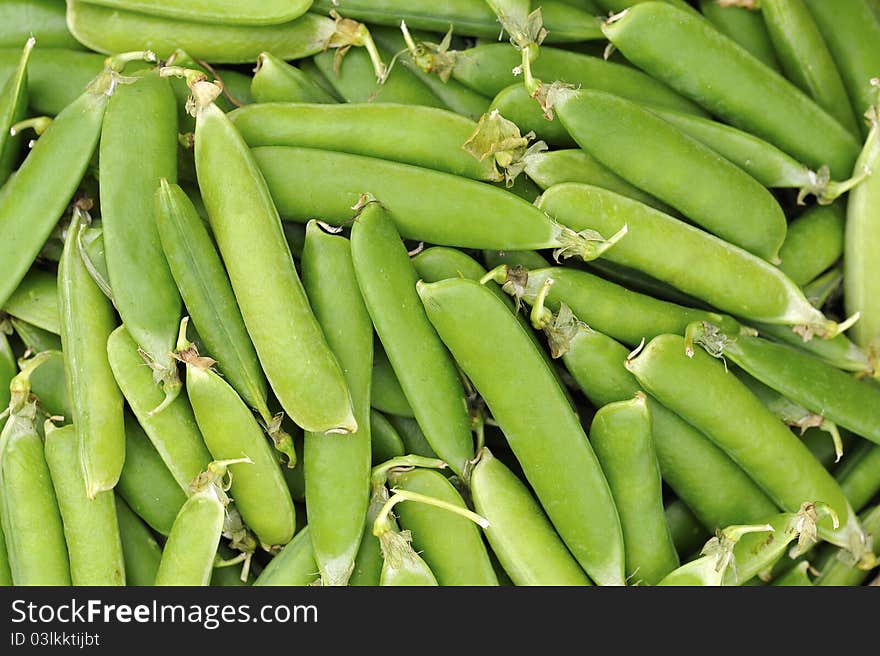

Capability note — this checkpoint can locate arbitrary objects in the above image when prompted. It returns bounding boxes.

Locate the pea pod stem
[372,489,489,538]
[9,116,52,137]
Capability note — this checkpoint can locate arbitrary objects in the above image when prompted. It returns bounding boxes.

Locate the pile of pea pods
[0,0,879,589]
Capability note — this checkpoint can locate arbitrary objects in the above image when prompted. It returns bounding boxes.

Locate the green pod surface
[772,561,813,586]
[66,1,339,63]
[779,204,844,287]
[590,396,679,585]
[254,527,318,586]
[231,103,499,181]
[194,99,354,435]
[626,334,863,554]
[44,422,125,585]
[371,345,413,418]
[59,218,125,498]
[379,532,438,586]
[9,318,61,353]
[418,278,625,585]
[837,443,880,512]
[490,84,575,148]
[370,410,405,465]
[100,71,181,386]
[107,326,212,491]
[251,52,337,104]
[0,408,71,585]
[698,0,781,72]
[116,496,162,586]
[0,0,83,50]
[0,37,31,185]
[602,2,860,179]
[0,334,15,411]
[755,322,872,376]
[386,416,438,460]
[26,350,70,419]
[815,504,880,586]
[471,448,592,586]
[2,268,59,334]
[0,48,104,116]
[351,203,473,475]
[665,499,710,559]
[388,468,498,586]
[77,0,312,25]
[301,222,373,586]
[483,249,550,271]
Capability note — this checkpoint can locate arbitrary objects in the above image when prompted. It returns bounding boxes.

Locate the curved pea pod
[181,336,296,550]
[483,249,550,272]
[371,345,413,418]
[116,413,186,536]
[0,37,31,185]
[387,415,438,460]
[772,561,813,586]
[590,395,679,585]
[0,334,14,411]
[231,103,500,182]
[251,52,337,104]
[837,443,880,512]
[9,318,61,353]
[665,499,710,559]
[815,504,880,586]
[418,278,625,586]
[0,1,83,50]
[254,528,318,586]
[255,147,623,259]
[537,184,839,336]
[471,448,592,586]
[44,422,125,586]
[107,325,212,492]
[388,468,498,586]
[2,268,60,334]
[188,83,355,436]
[626,333,865,557]
[101,71,181,410]
[370,411,406,465]
[602,2,861,179]
[115,496,162,586]
[490,85,575,148]
[698,0,780,72]
[755,322,873,377]
[845,119,880,351]
[378,531,438,587]
[0,404,71,585]
[0,521,11,586]
[24,350,70,419]
[59,214,125,498]
[778,204,844,287]
[78,0,312,25]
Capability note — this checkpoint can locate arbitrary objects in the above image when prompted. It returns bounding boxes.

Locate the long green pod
[0,1,82,50]
[537,184,837,336]
[370,410,405,464]
[9,318,61,353]
[351,202,473,475]
[755,322,873,376]
[698,0,780,72]
[100,70,181,409]
[0,334,14,411]
[778,204,845,287]
[0,37,31,185]
[665,499,710,559]
[418,278,625,585]
[815,504,880,586]
[190,80,355,435]
[490,84,573,148]
[301,221,372,586]
[251,52,337,104]
[772,561,813,586]
[231,103,500,181]
[370,345,413,418]
[44,422,125,586]
[626,334,865,556]
[115,496,162,586]
[602,2,861,179]
[255,146,621,257]
[78,0,312,25]
[836,443,880,512]
[107,325,212,491]
[2,268,60,334]
[471,448,592,586]
[59,213,125,498]
[25,350,70,419]
[254,528,318,586]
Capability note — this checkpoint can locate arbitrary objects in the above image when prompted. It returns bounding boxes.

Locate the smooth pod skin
[250,52,337,104]
[0,37,30,185]
[370,410,405,464]
[301,222,372,586]
[815,504,880,586]
[379,536,438,586]
[0,408,71,585]
[0,334,14,411]
[845,120,880,350]
[386,416,438,460]
[553,88,786,261]
[490,84,575,148]
[837,443,880,512]
[2,268,59,334]
[0,0,83,49]
[185,363,296,549]
[755,322,872,375]
[155,180,269,423]
[418,278,625,585]
[44,422,125,586]
[107,326,212,491]
[602,2,861,179]
[254,528,318,586]
[665,499,709,558]
[0,48,104,115]
[231,103,499,181]
[626,334,863,554]
[773,561,813,586]
[370,345,413,418]
[537,184,832,333]
[194,98,355,435]
[590,396,679,585]
[100,71,181,387]
[9,318,62,353]
[59,218,125,498]
[24,350,70,419]
[698,0,780,72]
[483,249,550,271]
[115,496,162,586]
[76,0,312,25]
[387,469,498,586]
[471,449,592,586]
[351,203,473,475]
[116,413,185,536]
[778,204,844,287]
[66,1,339,63]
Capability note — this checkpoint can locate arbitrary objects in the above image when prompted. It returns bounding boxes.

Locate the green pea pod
[418,278,625,585]
[590,395,679,585]
[100,70,181,411]
[351,202,474,475]
[371,344,413,418]
[537,184,839,336]
[115,496,162,586]
[815,504,880,586]
[595,0,697,13]
[107,325,212,491]
[626,334,865,557]
[778,204,844,287]
[772,561,813,586]
[59,213,125,498]
[388,468,498,586]
[483,249,550,272]
[25,350,70,419]
[0,37,31,185]
[116,413,186,536]
[255,147,623,258]
[665,499,710,559]
[837,442,880,512]
[190,81,355,435]
[78,0,312,25]
[231,103,500,182]
[845,118,880,350]
[471,448,592,586]
[0,1,83,50]
[379,532,438,586]
[0,520,11,586]
[299,58,344,102]
[251,52,337,104]
[602,2,860,179]
[254,528,318,586]
[2,268,59,334]
[0,404,71,585]
[698,0,781,72]
[0,334,14,411]
[301,222,372,585]
[755,322,873,376]
[44,421,125,585]
[490,84,575,148]
[370,410,406,465]
[349,484,389,587]
[9,318,61,353]
[387,415,438,460]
